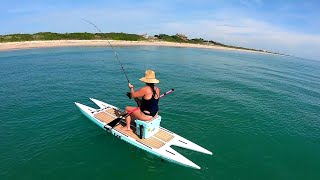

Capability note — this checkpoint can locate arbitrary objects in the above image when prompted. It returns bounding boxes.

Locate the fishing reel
[126,92,141,106]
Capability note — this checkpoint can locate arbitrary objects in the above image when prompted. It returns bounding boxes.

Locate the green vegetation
[154,33,273,53]
[154,34,184,42]
[0,32,146,42]
[0,32,277,54]
[154,34,205,44]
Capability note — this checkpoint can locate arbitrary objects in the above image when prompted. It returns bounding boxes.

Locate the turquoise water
[0,46,319,180]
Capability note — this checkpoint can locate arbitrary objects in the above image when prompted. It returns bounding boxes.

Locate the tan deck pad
[105,108,124,117]
[94,112,115,124]
[94,108,171,149]
[94,108,124,124]
[154,129,174,142]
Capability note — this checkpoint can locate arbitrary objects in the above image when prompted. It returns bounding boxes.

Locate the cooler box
[135,115,161,139]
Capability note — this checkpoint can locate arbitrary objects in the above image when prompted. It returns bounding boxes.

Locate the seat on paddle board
[135,115,161,139]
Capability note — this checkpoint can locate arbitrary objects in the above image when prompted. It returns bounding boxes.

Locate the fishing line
[81,18,130,83]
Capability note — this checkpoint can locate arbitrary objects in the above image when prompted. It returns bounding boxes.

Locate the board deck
[94,108,173,149]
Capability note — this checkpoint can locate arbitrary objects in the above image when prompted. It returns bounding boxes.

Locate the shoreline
[0,40,270,54]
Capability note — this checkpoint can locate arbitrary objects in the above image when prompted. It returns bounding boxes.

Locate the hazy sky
[1,0,320,60]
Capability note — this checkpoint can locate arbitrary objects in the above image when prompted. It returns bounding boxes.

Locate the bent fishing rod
[82,19,174,106]
[81,18,130,83]
[82,19,144,106]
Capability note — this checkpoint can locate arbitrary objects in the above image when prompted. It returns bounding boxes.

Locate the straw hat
[139,70,160,84]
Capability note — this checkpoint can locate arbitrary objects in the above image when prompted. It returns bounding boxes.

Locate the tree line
[0,32,275,54]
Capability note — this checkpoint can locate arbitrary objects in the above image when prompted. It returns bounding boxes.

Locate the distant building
[141,33,148,39]
[176,33,188,41]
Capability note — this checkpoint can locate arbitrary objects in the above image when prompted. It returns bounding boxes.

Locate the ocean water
[0,46,319,180]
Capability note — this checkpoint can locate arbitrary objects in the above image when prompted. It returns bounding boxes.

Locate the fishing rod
[81,18,130,83]
[82,19,174,107]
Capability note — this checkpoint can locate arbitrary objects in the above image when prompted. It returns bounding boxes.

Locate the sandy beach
[0,40,268,54]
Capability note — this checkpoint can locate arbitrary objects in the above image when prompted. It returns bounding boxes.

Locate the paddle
[106,88,174,129]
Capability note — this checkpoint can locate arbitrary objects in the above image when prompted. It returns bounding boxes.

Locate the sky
[1,0,320,60]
